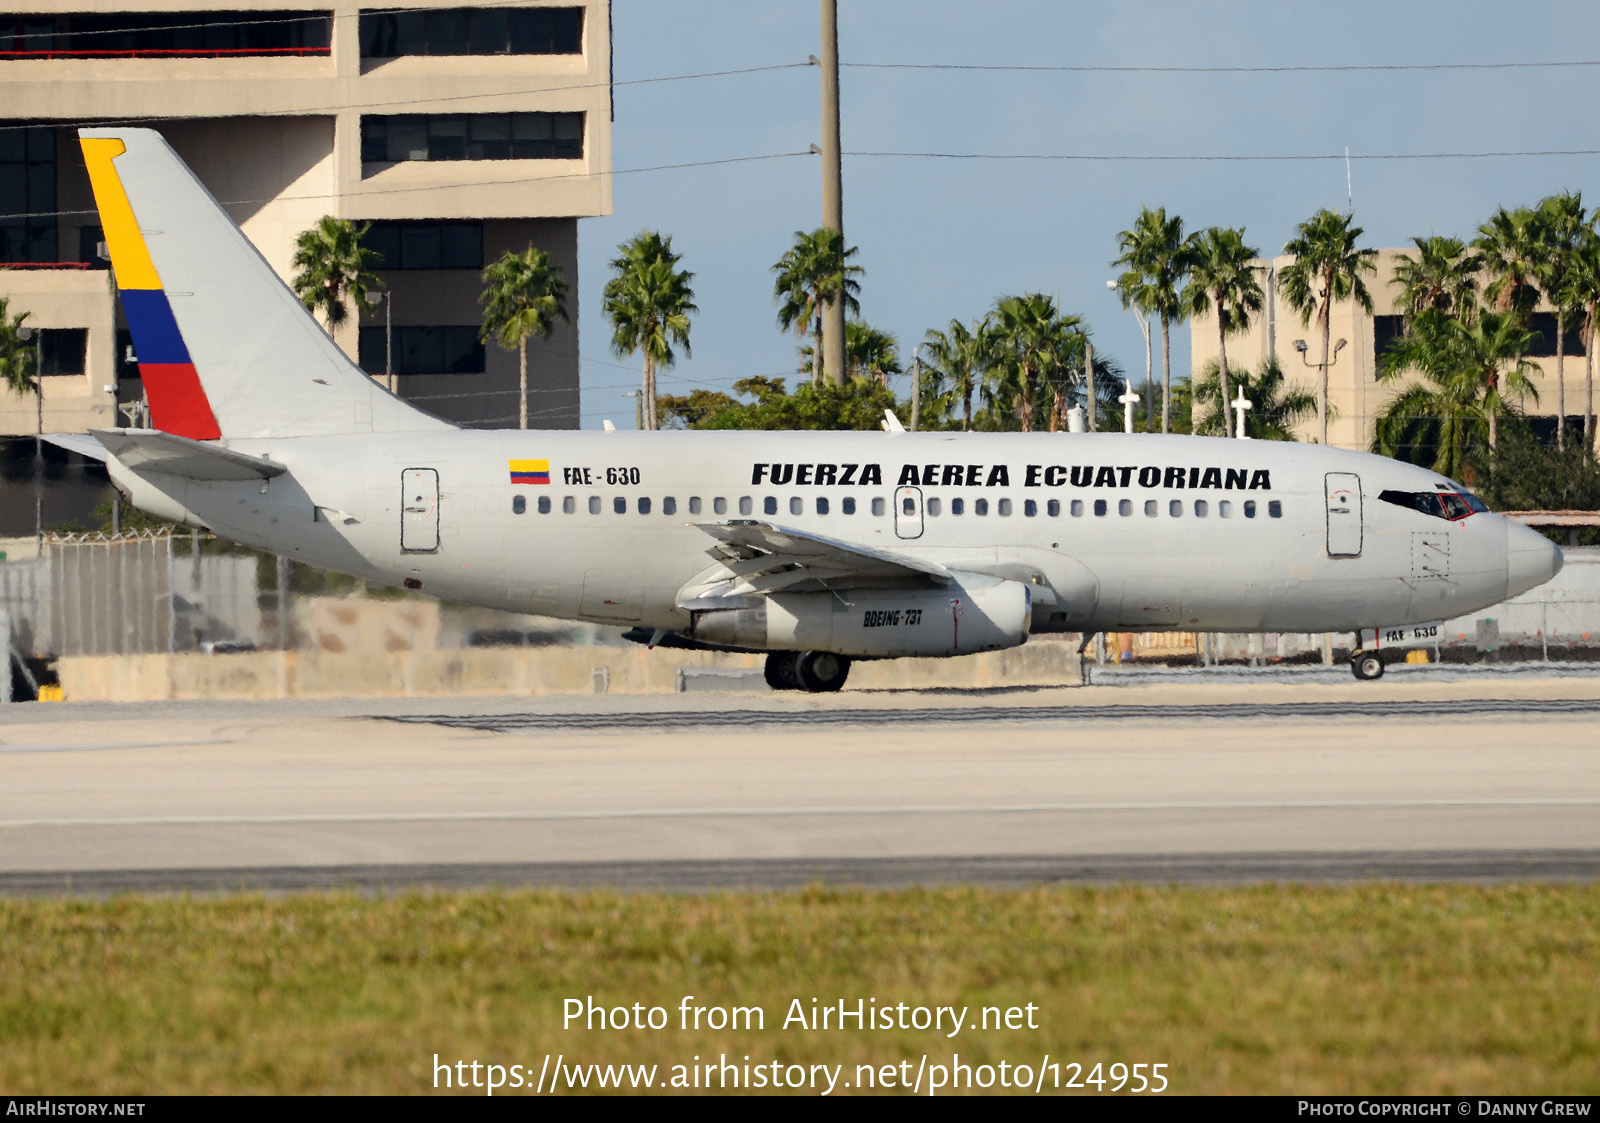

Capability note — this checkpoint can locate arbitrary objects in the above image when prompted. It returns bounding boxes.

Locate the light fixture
[1293,339,1308,353]
[1105,279,1119,291]
[1334,338,1348,353]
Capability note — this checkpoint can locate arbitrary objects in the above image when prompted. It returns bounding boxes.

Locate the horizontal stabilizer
[42,433,109,462]
[91,428,286,481]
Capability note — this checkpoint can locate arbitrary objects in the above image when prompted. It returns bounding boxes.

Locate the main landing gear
[764,651,851,693]
[1350,650,1385,681]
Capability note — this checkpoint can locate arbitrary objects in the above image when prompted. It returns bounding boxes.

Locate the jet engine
[689,577,1031,658]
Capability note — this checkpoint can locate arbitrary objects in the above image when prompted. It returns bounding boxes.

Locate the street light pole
[1294,336,1348,444]
[17,326,41,550]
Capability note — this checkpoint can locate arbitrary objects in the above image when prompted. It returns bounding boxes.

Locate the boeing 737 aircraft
[50,129,1564,691]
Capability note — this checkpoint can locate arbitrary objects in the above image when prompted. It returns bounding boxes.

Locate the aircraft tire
[796,651,850,693]
[764,652,803,691]
[1351,651,1385,681]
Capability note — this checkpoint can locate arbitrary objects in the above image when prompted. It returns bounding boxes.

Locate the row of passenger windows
[510,494,1284,520]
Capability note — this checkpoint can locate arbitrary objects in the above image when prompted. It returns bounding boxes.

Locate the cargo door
[401,468,440,553]
[894,486,924,539]
[1325,472,1362,558]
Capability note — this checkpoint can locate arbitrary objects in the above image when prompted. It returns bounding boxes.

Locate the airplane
[48,128,1564,692]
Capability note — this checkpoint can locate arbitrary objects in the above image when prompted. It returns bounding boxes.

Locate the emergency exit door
[1325,472,1362,557]
[894,486,924,539]
[401,468,440,553]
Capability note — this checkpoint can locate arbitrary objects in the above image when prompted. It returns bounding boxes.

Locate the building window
[0,11,331,59]
[35,328,87,375]
[0,125,55,264]
[360,7,582,58]
[359,326,484,375]
[363,222,482,270]
[1526,312,1587,358]
[361,113,584,164]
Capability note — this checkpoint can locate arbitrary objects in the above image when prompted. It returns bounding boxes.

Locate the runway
[3,677,1598,893]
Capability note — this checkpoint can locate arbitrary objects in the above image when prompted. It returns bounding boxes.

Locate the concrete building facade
[0,1,612,453]
[1190,248,1597,453]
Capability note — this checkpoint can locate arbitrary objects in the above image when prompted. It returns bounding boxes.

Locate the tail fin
[78,128,450,440]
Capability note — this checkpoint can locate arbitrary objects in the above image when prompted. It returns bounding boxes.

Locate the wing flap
[91,427,286,481]
[685,519,950,600]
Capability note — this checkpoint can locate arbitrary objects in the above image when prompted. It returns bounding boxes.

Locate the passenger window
[998,498,1013,516]
[563,495,575,514]
[817,497,830,515]
[1169,499,1182,518]
[663,497,677,516]
[537,495,551,514]
[843,497,857,515]
[1144,500,1158,517]
[1219,500,1232,518]
[763,496,777,516]
[638,497,651,515]
[612,497,626,515]
[512,495,526,514]
[871,497,886,517]
[1047,499,1060,517]
[926,497,940,516]
[951,497,964,515]
[1268,500,1283,518]
[1024,499,1037,517]
[975,498,989,516]
[1118,499,1133,516]
[688,496,701,515]
[1194,499,1208,518]
[588,496,601,514]
[1071,499,1084,517]
[714,497,727,515]
[791,497,803,516]
[1244,500,1257,518]
[902,496,915,516]
[1093,499,1107,517]
[739,497,752,516]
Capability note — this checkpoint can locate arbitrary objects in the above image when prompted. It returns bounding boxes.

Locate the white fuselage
[109,430,1561,642]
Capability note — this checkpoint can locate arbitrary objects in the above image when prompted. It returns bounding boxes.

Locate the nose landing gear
[764,651,851,693]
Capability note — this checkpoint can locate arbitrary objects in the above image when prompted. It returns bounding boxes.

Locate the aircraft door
[401,468,440,553]
[1325,472,1362,558]
[894,486,924,539]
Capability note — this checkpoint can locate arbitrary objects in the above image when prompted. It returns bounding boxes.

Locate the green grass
[2,884,1598,1094]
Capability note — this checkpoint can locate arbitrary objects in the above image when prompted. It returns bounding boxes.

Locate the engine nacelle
[690,577,1032,657]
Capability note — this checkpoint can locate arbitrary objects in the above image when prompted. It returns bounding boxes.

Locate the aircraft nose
[1506,522,1563,597]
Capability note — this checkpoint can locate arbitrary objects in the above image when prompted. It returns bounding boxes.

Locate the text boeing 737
[52,129,1564,692]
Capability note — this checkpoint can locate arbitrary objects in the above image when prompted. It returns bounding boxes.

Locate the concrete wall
[56,639,1087,701]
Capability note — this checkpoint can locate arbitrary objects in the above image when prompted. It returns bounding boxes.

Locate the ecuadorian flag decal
[509,459,551,485]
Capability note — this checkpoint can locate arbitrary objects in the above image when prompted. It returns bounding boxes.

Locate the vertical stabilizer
[79,128,452,439]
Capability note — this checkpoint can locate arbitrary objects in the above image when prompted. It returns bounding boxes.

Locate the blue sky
[573,0,1600,427]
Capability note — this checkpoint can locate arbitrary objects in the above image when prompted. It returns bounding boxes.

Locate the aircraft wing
[90,428,286,481]
[686,519,951,599]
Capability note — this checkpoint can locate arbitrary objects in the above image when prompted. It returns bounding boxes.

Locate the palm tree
[1570,226,1600,448]
[797,319,902,384]
[291,216,381,334]
[1112,205,1190,433]
[1536,192,1586,450]
[771,229,862,386]
[1183,227,1264,432]
[987,293,1070,433]
[602,230,696,431]
[1474,206,1546,324]
[0,296,34,401]
[1377,308,1539,472]
[1280,209,1377,445]
[922,318,991,430]
[1391,235,1480,322]
[1192,357,1318,440]
[479,246,570,430]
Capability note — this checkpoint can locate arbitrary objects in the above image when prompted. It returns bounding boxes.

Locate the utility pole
[819,0,845,387]
[910,347,922,432]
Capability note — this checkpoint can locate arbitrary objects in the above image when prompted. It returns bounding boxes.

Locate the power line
[843,59,1600,76]
[846,148,1600,163]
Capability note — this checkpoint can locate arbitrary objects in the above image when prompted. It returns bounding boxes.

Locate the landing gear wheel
[796,651,851,693]
[1351,651,1385,681]
[764,652,803,691]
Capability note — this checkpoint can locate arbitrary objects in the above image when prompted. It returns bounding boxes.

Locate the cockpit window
[1379,487,1484,522]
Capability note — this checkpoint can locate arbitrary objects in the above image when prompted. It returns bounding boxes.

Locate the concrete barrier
[56,639,1084,702]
